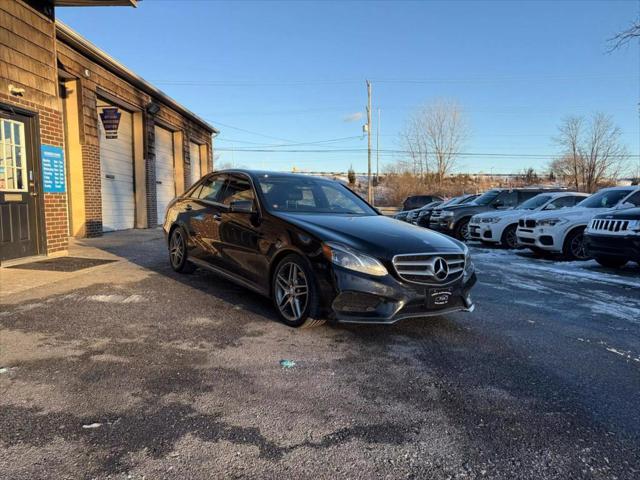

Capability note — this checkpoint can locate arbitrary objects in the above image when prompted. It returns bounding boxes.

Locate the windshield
[473,190,502,206]
[576,189,632,209]
[440,196,464,208]
[518,194,552,210]
[256,175,377,215]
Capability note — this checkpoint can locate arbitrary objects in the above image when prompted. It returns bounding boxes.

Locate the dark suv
[402,195,443,211]
[584,207,640,268]
[430,187,565,240]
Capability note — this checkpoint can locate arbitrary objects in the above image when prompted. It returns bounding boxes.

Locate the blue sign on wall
[41,145,66,193]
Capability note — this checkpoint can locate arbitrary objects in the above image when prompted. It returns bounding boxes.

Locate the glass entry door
[0,111,40,262]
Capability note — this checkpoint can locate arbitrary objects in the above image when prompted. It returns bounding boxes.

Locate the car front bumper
[429,218,455,234]
[468,222,500,242]
[516,226,562,252]
[584,233,640,261]
[328,267,477,324]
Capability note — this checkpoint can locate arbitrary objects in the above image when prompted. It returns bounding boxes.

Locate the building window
[0,119,27,192]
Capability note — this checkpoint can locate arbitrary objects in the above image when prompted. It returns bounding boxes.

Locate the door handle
[213,213,222,221]
[185,204,192,211]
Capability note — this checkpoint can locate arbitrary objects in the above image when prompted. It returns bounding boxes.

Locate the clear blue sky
[58,0,640,174]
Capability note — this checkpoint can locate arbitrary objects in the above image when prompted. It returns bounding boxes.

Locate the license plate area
[426,287,454,308]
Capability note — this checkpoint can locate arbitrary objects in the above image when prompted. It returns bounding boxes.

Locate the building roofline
[55,21,218,134]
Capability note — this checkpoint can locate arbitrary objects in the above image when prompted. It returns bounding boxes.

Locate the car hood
[274,213,465,259]
[524,207,610,221]
[474,208,528,221]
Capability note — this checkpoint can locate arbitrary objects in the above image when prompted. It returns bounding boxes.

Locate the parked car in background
[402,195,443,211]
[416,194,479,228]
[406,200,443,224]
[517,186,640,260]
[164,170,476,327]
[469,191,588,248]
[584,207,640,268]
[430,187,564,240]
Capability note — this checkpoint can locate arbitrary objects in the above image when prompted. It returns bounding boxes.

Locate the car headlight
[322,242,388,276]
[536,218,568,227]
[441,211,454,217]
[629,220,640,233]
[481,217,501,224]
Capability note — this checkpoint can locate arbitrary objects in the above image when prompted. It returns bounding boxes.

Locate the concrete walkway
[0,228,164,302]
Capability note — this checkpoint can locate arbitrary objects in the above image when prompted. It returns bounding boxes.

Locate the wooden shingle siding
[0,0,58,110]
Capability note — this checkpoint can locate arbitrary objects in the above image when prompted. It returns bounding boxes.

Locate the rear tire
[169,226,196,273]
[594,256,628,268]
[272,254,324,328]
[562,228,589,261]
[500,224,519,249]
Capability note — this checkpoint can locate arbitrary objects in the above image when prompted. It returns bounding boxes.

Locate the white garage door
[189,141,201,187]
[155,125,175,225]
[98,101,134,232]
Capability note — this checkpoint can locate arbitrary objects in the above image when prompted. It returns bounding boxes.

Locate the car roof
[214,169,340,182]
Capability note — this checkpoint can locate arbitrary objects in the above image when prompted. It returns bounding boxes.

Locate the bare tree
[552,113,629,192]
[608,20,640,51]
[582,113,628,192]
[398,99,468,184]
[553,116,583,190]
[399,111,430,177]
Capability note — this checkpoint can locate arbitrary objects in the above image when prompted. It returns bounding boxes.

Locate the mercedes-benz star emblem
[433,257,449,281]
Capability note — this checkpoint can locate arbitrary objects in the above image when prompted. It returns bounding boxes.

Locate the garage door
[155,125,175,224]
[98,100,134,232]
[189,141,201,187]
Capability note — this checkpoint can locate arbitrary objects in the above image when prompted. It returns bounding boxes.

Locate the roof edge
[55,21,218,134]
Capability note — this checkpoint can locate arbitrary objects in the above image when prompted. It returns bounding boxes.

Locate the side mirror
[544,203,557,210]
[229,200,255,214]
[493,200,503,209]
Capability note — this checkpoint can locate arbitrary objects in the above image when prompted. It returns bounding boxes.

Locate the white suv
[516,186,640,259]
[469,192,588,248]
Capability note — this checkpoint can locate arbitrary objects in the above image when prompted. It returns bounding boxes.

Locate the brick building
[0,0,218,263]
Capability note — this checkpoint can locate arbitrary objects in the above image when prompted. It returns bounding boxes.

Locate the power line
[214,147,640,159]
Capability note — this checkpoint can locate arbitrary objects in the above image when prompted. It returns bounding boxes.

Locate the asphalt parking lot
[1,230,639,479]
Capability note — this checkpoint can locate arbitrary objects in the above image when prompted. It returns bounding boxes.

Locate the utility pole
[366,80,373,204]
[376,108,380,183]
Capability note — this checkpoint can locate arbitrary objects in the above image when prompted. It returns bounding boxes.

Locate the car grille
[590,219,631,233]
[392,252,465,285]
[431,210,442,219]
[519,219,536,228]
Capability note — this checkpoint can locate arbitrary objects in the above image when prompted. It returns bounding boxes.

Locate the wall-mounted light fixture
[145,102,160,115]
[8,84,25,97]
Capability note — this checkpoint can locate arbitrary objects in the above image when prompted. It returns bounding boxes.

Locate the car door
[216,174,265,286]
[188,173,228,266]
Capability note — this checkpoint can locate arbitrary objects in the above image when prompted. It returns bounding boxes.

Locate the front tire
[272,254,324,328]
[169,227,196,273]
[562,228,589,261]
[500,224,519,249]
[594,256,628,268]
[454,217,471,241]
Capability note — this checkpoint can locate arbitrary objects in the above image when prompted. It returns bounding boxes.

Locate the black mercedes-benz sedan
[163,170,477,327]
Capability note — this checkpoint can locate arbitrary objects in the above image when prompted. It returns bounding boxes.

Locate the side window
[625,191,640,207]
[219,175,255,206]
[517,191,538,204]
[196,175,226,202]
[496,191,518,207]
[547,196,577,209]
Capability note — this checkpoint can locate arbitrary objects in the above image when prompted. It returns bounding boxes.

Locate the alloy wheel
[170,230,185,267]
[460,222,470,241]
[505,228,518,249]
[274,262,309,322]
[570,233,588,259]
